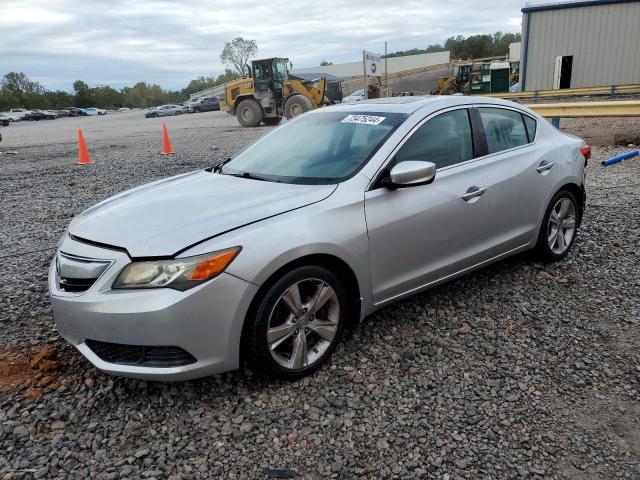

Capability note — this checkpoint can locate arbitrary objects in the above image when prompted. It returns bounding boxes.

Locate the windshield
[221,111,407,184]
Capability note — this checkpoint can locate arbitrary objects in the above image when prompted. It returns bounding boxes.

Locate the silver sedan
[145,104,189,117]
[49,96,589,380]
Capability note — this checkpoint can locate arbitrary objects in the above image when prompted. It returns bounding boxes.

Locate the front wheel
[284,95,314,119]
[236,98,263,127]
[536,190,579,261]
[243,266,347,379]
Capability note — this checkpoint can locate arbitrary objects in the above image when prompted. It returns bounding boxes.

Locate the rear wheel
[536,190,579,261]
[284,95,314,119]
[236,98,263,127]
[263,117,282,126]
[175,110,182,115]
[243,266,347,379]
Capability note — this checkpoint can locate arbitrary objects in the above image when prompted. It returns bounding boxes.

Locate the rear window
[478,107,529,154]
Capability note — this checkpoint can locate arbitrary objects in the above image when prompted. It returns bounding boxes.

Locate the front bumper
[48,236,259,381]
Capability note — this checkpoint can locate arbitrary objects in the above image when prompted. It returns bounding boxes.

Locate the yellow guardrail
[488,84,640,100]
[525,101,640,118]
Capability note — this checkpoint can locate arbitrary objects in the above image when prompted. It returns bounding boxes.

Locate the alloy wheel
[547,197,576,255]
[267,278,340,370]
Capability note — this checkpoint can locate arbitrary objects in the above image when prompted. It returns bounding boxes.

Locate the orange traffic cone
[161,123,174,155]
[76,129,92,165]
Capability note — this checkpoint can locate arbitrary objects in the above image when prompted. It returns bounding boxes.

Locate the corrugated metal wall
[522,2,640,90]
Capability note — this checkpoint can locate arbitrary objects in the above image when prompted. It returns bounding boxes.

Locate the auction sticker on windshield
[341,115,386,125]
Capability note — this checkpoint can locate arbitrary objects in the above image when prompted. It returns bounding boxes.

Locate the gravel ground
[0,111,639,479]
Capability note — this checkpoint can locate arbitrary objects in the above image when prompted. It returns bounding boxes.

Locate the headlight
[113,247,241,291]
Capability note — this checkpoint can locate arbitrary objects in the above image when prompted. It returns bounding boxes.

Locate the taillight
[580,145,591,164]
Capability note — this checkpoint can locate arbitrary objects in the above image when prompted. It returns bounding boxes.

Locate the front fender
[178,186,373,319]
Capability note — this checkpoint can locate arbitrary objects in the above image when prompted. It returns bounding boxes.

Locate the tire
[243,265,348,379]
[536,189,579,262]
[263,117,282,126]
[236,98,263,127]
[175,110,182,115]
[284,94,314,119]
[192,108,200,113]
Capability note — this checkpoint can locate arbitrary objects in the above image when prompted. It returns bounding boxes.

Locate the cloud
[1,0,524,91]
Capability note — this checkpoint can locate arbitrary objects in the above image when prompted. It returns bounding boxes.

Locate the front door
[365,108,491,304]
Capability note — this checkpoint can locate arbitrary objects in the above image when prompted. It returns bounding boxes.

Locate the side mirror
[386,161,436,188]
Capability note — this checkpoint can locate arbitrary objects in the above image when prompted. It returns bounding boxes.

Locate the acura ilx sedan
[49,96,589,380]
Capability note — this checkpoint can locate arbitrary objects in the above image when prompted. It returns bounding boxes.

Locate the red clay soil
[0,345,67,398]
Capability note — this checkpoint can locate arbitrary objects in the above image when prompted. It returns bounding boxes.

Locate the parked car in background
[48,96,589,381]
[56,110,71,117]
[83,108,107,116]
[45,110,58,118]
[24,109,57,121]
[118,107,130,112]
[342,89,365,103]
[0,113,10,126]
[190,96,220,113]
[64,107,87,117]
[145,105,190,118]
[5,109,32,121]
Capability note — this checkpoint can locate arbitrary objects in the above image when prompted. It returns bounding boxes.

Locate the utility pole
[363,50,368,100]
[385,42,388,97]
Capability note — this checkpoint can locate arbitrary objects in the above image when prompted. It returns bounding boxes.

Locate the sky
[0,0,531,92]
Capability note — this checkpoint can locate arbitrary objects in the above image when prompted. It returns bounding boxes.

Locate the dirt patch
[0,345,67,398]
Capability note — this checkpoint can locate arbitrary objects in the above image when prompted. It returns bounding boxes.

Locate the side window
[394,109,474,169]
[478,107,528,154]
[523,114,537,142]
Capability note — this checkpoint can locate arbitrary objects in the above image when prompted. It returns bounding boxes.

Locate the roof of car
[321,95,531,115]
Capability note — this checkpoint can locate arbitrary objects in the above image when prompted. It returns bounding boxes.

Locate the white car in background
[342,89,365,103]
[3,108,32,121]
[83,108,107,116]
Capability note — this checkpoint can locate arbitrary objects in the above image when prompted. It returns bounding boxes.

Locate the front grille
[85,340,197,368]
[56,252,111,293]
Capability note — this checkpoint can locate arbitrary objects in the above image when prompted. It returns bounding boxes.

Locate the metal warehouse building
[520,0,640,91]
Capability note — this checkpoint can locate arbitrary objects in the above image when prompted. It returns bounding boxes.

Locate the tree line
[385,31,521,60]
[0,70,240,112]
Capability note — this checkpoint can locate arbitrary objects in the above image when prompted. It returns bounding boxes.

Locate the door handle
[462,186,488,201]
[537,161,556,173]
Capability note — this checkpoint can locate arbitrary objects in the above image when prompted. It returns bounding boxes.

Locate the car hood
[69,171,337,258]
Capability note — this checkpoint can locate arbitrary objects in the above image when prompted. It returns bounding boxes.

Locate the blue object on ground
[601,149,639,166]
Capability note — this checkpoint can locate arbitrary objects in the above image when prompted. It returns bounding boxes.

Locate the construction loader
[221,57,326,127]
[431,61,473,95]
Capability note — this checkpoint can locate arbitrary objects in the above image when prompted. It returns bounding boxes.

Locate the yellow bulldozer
[221,57,326,127]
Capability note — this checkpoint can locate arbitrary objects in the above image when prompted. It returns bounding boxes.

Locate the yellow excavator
[221,57,326,127]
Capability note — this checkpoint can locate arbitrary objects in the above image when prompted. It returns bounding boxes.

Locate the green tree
[320,59,333,66]
[1,72,45,94]
[73,80,91,107]
[220,37,258,76]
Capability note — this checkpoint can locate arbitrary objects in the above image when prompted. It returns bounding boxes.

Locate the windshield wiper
[210,158,231,173]
[224,171,272,182]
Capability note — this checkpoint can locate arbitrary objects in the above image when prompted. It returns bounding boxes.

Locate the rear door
[365,107,491,304]
[475,106,558,255]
